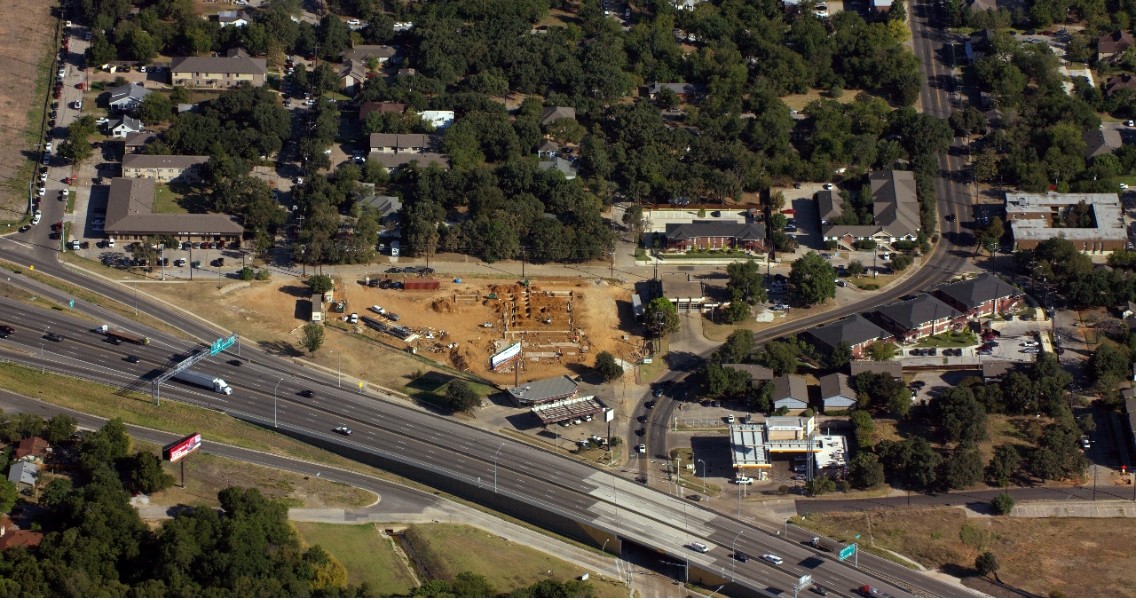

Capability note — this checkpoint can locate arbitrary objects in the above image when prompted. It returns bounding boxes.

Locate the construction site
[338,277,644,386]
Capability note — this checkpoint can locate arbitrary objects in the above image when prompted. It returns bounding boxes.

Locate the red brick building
[664,221,767,252]
[932,273,1023,319]
[870,294,964,342]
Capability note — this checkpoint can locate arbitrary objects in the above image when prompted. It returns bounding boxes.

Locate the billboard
[489,342,522,371]
[162,432,202,463]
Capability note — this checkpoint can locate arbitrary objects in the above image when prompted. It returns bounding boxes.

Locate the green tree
[41,414,77,444]
[851,410,875,447]
[986,444,1021,487]
[931,387,988,443]
[826,342,852,369]
[756,339,802,375]
[300,322,325,354]
[865,342,898,361]
[126,451,175,494]
[848,452,886,489]
[594,351,624,382]
[702,363,751,397]
[716,329,754,364]
[805,474,837,496]
[789,252,837,307]
[890,253,913,272]
[846,260,866,276]
[138,92,174,125]
[726,260,766,303]
[720,299,752,323]
[78,417,131,472]
[444,380,481,413]
[975,551,1000,579]
[308,274,334,295]
[990,492,1015,515]
[0,478,16,514]
[644,297,680,337]
[941,442,984,489]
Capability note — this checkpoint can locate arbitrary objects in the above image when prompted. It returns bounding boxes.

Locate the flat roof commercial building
[1005,192,1127,254]
[508,375,579,406]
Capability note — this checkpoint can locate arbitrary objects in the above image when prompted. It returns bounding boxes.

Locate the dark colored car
[734,551,748,563]
[300,390,316,398]
[645,400,657,409]
[0,325,13,338]
[126,355,140,363]
[333,425,352,435]
[44,332,64,342]
[228,359,242,367]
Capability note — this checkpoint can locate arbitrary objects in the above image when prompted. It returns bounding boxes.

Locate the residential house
[541,106,576,126]
[771,375,809,411]
[932,273,1023,319]
[122,154,209,183]
[0,515,43,551]
[871,0,894,11]
[1083,127,1123,159]
[215,10,251,27]
[646,82,704,102]
[106,83,152,112]
[982,360,1020,382]
[819,373,856,412]
[170,48,267,88]
[367,133,447,171]
[107,116,144,138]
[722,364,775,385]
[359,194,403,226]
[419,110,455,130]
[537,139,560,158]
[823,170,920,247]
[123,131,158,153]
[1122,300,1136,320]
[538,156,577,179]
[6,462,36,489]
[1098,31,1135,62]
[103,177,243,245]
[13,436,49,460]
[397,68,417,77]
[339,45,397,92]
[801,314,893,359]
[359,101,405,120]
[663,221,767,252]
[870,294,963,341]
[1106,74,1136,96]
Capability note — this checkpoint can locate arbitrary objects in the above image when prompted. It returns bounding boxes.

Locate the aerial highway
[0,286,976,597]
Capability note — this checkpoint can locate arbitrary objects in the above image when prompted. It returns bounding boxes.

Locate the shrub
[990,492,1015,515]
[853,239,877,250]
[239,267,255,281]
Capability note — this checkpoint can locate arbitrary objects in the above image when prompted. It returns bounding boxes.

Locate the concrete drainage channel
[381,527,424,588]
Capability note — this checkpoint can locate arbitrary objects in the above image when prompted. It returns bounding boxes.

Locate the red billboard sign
[162,433,202,463]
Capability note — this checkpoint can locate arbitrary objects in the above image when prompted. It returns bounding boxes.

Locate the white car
[44,142,53,153]
[57,68,66,78]
[734,476,754,484]
[39,172,47,182]
[371,305,384,314]
[73,100,82,110]
[37,187,45,197]
[347,312,359,324]
[761,554,784,565]
[1128,120,1135,127]
[771,303,790,311]
[1021,340,1039,348]
[31,213,40,225]
[347,19,362,26]
[637,443,646,454]
[1121,183,1130,190]
[691,542,709,553]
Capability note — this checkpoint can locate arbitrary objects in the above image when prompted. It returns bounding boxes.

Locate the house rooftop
[874,294,961,329]
[664,221,766,242]
[819,372,855,402]
[170,51,267,75]
[933,273,1021,310]
[722,364,774,381]
[772,374,808,402]
[805,314,891,350]
[105,178,243,236]
[849,360,902,378]
[122,154,209,171]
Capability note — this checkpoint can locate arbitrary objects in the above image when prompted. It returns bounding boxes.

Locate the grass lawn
[637,336,668,383]
[153,182,189,214]
[916,330,978,348]
[143,444,375,509]
[401,524,628,597]
[793,508,1136,598]
[294,523,418,595]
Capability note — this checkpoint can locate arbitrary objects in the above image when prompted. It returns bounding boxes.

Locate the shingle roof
[108,83,152,105]
[649,82,703,96]
[665,221,767,242]
[874,294,961,330]
[104,178,243,236]
[541,106,576,125]
[1083,127,1123,158]
[933,273,1021,310]
[368,152,449,170]
[369,133,432,150]
[817,190,843,223]
[7,462,36,486]
[123,132,159,149]
[537,139,560,154]
[722,364,774,381]
[849,360,902,377]
[772,374,808,403]
[805,314,891,350]
[538,157,577,178]
[870,170,920,239]
[1106,74,1136,96]
[819,373,854,401]
[110,116,143,132]
[14,437,49,459]
[122,154,209,171]
[508,375,578,404]
[1099,31,1135,54]
[170,52,267,75]
[360,102,406,119]
[359,194,402,218]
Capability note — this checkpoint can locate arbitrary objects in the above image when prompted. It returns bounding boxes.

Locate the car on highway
[333,425,352,435]
[0,325,13,338]
[652,387,663,397]
[690,542,709,553]
[644,400,656,409]
[733,551,748,562]
[760,553,783,565]
[858,585,890,598]
[300,390,316,398]
[44,332,64,342]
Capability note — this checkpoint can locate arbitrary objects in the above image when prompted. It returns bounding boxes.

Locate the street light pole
[493,442,504,493]
[40,325,50,374]
[337,351,341,388]
[273,378,283,428]
[697,458,706,493]
[731,531,743,581]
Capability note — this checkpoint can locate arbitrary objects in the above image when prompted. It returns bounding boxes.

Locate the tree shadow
[665,350,701,372]
[280,284,310,298]
[258,339,301,357]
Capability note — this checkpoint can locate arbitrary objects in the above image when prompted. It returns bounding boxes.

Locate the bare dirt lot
[141,273,639,391]
[0,0,56,221]
[796,508,1136,598]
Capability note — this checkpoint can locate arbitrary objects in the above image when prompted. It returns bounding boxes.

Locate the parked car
[637,443,646,454]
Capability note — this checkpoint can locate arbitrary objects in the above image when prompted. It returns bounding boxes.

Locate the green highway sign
[209,335,237,356]
[839,543,856,561]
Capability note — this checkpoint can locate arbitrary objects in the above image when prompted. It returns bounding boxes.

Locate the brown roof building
[0,516,42,550]
[122,154,209,183]
[14,437,49,460]
[1106,74,1136,96]
[1098,31,1135,62]
[360,102,406,120]
[104,178,243,245]
[170,48,267,88]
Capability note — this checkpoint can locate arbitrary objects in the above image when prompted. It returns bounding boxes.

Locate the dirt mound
[431,298,455,313]
[450,346,476,371]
